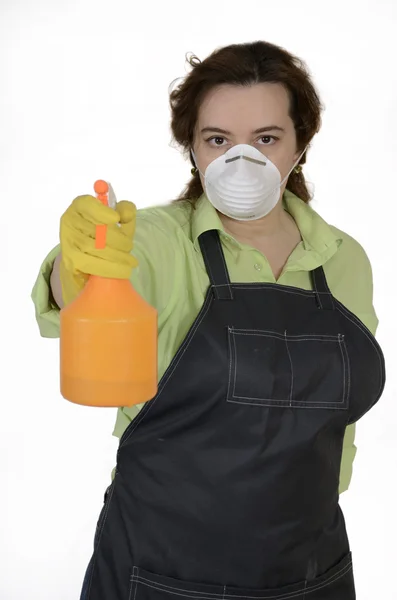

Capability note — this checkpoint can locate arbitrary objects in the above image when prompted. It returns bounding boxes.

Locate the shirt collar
[192,189,342,267]
[282,189,342,255]
[191,193,230,250]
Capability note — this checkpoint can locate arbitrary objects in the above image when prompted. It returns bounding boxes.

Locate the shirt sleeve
[327,231,379,494]
[31,209,177,337]
[31,244,62,338]
[339,424,357,494]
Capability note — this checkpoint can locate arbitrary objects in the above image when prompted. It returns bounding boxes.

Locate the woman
[31,41,385,599]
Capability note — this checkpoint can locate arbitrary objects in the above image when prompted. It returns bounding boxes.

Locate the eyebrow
[200,125,285,135]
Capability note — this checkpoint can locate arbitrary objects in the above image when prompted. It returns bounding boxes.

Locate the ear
[293,147,302,162]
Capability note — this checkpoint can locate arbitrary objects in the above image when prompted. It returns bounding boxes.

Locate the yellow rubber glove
[59,195,138,305]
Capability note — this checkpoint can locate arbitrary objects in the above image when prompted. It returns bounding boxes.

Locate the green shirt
[31,190,379,494]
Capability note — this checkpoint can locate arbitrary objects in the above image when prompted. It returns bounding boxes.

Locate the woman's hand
[58,195,138,305]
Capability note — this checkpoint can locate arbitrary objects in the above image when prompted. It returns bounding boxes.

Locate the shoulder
[135,200,193,239]
[329,224,373,269]
[131,201,193,268]
[130,201,193,320]
[325,225,378,334]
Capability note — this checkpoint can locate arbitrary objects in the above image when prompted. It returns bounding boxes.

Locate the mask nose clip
[225,155,267,167]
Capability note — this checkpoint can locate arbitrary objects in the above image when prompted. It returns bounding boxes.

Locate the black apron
[82,230,385,600]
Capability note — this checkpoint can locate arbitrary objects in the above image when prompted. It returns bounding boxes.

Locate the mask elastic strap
[280,146,308,186]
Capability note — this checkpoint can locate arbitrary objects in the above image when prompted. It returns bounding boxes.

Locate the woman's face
[192,83,301,192]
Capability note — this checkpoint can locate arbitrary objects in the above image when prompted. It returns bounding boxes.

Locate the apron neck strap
[199,230,334,310]
[198,230,234,300]
[311,266,335,310]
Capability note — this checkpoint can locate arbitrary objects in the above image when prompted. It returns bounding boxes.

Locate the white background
[1,0,396,598]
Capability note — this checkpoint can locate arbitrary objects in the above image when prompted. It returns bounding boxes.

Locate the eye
[258,136,278,145]
[206,136,228,147]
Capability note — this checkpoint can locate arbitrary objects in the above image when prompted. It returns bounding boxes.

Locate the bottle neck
[86,275,133,292]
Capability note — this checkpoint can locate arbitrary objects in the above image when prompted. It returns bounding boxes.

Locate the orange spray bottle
[60,180,158,407]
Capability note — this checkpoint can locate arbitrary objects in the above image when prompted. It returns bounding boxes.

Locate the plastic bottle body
[60,276,158,407]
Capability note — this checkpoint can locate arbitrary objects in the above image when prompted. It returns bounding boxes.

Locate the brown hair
[169,41,323,205]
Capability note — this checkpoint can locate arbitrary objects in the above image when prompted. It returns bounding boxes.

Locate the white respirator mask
[192,144,307,221]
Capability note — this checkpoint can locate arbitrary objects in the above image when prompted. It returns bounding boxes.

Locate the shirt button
[254,263,262,271]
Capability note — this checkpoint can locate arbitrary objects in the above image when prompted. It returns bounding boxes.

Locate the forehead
[197,83,292,130]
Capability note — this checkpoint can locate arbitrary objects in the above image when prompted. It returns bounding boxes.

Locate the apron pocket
[129,553,354,600]
[129,568,225,600]
[227,327,350,410]
[304,552,355,599]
